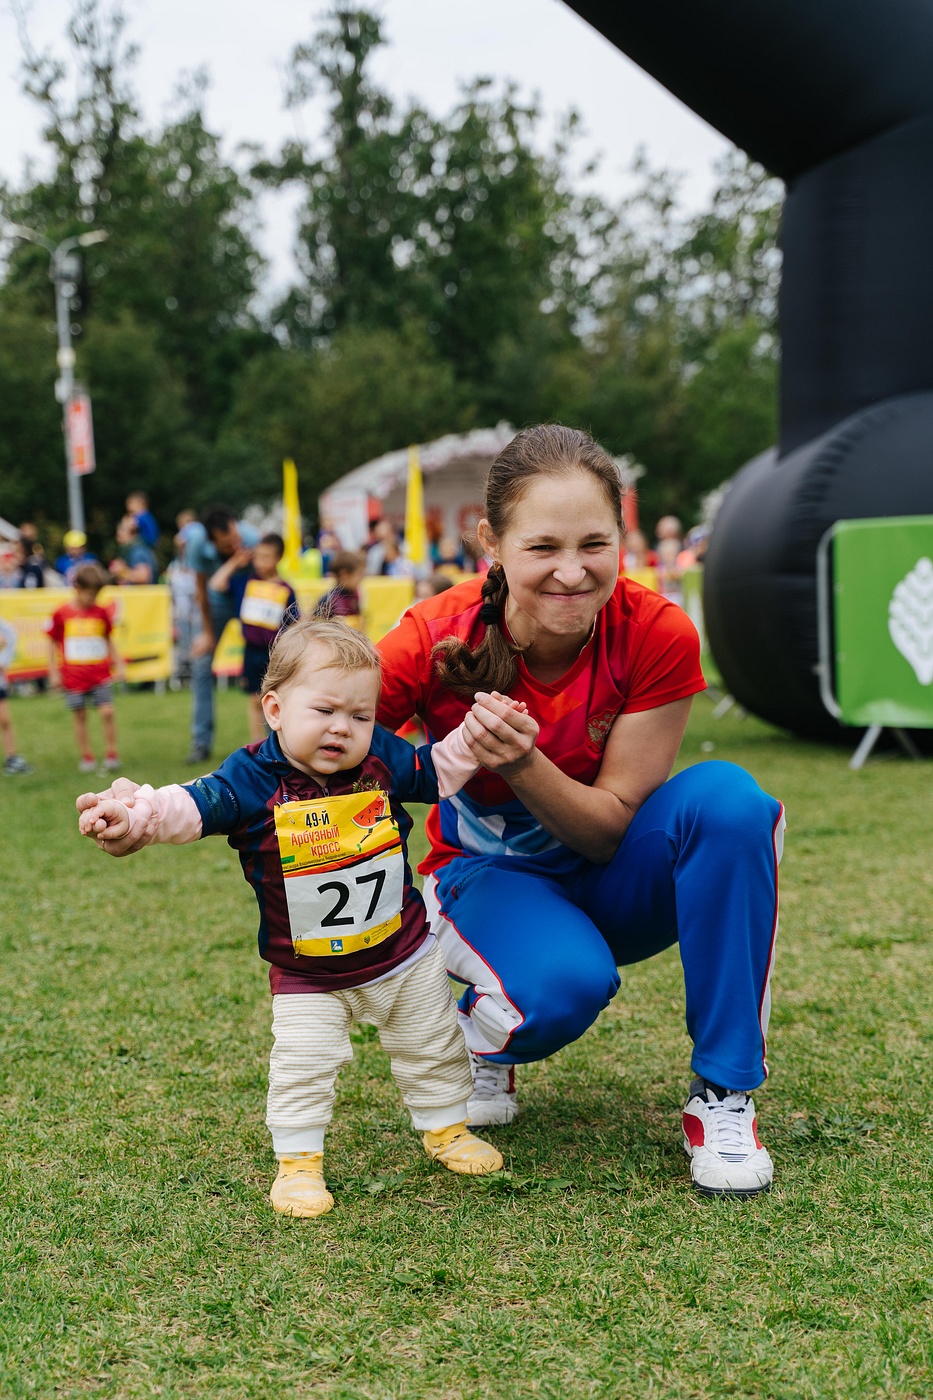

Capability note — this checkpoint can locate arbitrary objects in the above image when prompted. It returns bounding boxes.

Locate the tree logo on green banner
[888,557,933,685]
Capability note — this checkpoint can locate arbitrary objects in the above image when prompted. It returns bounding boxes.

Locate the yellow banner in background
[282,457,303,574]
[0,585,172,683]
[1,576,424,686]
[294,577,414,641]
[362,577,414,641]
[405,443,427,569]
[211,617,245,678]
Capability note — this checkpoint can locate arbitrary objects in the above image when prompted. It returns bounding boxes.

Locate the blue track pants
[424,761,785,1092]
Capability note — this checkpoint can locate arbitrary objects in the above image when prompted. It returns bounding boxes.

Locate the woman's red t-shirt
[377,576,705,875]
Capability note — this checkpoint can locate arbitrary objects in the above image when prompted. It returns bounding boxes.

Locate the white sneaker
[78,757,97,775]
[467,1051,519,1126]
[682,1078,773,1198]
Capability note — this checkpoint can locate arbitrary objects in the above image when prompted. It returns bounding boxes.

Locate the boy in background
[54,530,98,586]
[313,551,365,620]
[126,491,160,548]
[0,617,32,775]
[47,563,122,774]
[210,533,298,742]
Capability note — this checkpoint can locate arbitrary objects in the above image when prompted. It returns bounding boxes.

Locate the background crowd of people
[0,493,710,778]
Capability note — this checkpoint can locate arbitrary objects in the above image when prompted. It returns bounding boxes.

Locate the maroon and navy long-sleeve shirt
[183,728,442,994]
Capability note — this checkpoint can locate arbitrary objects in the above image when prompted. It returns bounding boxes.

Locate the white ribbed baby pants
[266,941,474,1154]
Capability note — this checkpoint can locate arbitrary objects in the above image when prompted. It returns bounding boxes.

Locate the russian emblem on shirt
[586,706,621,752]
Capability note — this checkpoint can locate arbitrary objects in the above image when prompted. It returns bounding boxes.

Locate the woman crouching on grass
[376,424,786,1199]
[75,618,535,1219]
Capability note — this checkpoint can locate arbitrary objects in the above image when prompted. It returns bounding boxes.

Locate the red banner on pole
[66,393,96,476]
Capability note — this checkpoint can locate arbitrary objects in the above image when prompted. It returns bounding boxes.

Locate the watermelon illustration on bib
[274,791,404,957]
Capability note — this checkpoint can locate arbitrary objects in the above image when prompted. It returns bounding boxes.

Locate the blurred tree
[256,7,610,402]
[220,323,472,518]
[0,300,62,524]
[0,2,783,535]
[554,151,782,523]
[0,0,269,528]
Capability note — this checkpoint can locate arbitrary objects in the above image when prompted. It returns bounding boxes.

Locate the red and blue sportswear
[377,575,706,877]
[182,727,445,995]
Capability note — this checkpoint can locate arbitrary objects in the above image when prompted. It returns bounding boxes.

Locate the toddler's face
[262,649,379,779]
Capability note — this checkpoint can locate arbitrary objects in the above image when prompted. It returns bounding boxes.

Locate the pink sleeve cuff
[123,784,203,847]
[430,721,479,798]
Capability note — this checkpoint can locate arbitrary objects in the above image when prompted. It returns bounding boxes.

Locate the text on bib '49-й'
[273,791,404,957]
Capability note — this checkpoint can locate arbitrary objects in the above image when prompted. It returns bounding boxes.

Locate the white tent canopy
[319,424,517,551]
[319,424,644,552]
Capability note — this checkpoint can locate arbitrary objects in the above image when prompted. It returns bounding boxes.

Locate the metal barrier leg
[892,728,923,760]
[850,725,883,770]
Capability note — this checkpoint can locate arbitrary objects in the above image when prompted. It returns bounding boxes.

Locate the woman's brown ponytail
[431,424,623,697]
[432,563,522,697]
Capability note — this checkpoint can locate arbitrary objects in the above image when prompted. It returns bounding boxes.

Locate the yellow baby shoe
[270,1152,334,1218]
[423,1122,503,1175]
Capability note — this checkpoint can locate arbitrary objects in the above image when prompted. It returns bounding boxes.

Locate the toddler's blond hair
[260,616,382,699]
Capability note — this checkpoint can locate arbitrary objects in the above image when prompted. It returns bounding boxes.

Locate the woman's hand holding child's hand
[465,691,539,777]
[77,779,150,855]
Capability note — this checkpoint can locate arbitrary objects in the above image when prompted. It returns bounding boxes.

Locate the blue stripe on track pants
[429,761,785,1092]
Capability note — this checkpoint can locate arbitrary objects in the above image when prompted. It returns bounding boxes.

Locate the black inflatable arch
[566,0,933,736]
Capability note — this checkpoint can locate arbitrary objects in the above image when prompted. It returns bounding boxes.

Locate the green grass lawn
[2,687,932,1398]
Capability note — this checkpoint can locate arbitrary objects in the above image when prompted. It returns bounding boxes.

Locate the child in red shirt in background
[47,562,123,774]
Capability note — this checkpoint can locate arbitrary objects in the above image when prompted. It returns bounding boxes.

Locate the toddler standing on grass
[209,533,299,743]
[48,563,122,775]
[77,617,532,1219]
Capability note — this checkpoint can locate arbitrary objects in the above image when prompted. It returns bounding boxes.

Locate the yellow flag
[404,443,427,569]
[282,458,302,573]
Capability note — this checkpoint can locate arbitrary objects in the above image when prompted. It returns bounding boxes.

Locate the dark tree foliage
[256,10,605,394]
[0,1,783,544]
[0,1,269,541]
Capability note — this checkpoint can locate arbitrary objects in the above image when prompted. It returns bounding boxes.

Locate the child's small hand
[77,794,130,842]
[465,691,539,776]
[496,695,529,716]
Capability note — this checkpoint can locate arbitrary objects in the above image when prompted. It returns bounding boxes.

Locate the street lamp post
[7,225,108,534]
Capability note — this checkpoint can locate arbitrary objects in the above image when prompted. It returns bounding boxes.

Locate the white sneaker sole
[684,1139,773,1198]
[466,1094,519,1127]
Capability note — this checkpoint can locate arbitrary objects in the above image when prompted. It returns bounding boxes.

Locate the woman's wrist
[498,744,540,784]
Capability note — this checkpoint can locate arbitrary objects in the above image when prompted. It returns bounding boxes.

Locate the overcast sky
[0,0,732,300]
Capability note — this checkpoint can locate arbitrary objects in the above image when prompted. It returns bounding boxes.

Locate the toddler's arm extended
[77,782,202,856]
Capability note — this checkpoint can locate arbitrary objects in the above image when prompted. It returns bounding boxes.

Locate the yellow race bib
[63,616,108,664]
[241,579,291,632]
[274,791,404,957]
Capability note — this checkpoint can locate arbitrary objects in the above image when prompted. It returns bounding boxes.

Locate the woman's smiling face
[479,471,621,648]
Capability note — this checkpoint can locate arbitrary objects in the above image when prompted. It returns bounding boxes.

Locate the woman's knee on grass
[496,953,620,1061]
[671,760,779,844]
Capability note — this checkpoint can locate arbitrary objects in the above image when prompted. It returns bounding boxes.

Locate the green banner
[833,516,933,727]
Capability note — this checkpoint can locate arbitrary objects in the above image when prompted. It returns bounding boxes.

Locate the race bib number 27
[274,791,404,957]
